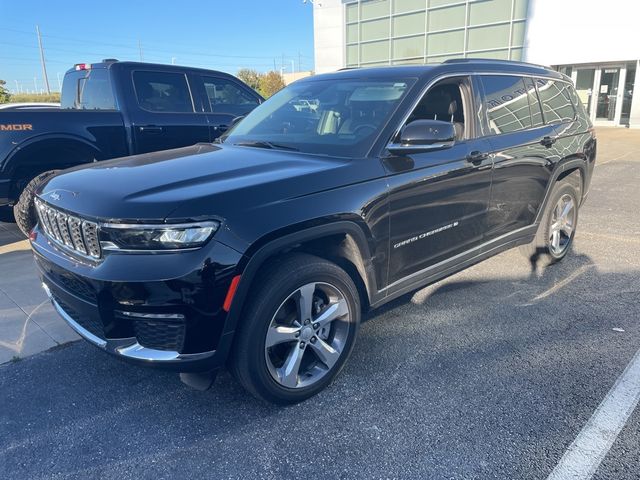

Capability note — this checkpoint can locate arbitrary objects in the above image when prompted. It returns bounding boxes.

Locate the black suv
[30,60,596,404]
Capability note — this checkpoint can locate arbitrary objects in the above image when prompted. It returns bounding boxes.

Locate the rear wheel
[520,177,580,267]
[13,170,60,236]
[230,253,360,404]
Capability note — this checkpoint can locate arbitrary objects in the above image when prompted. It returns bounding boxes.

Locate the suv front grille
[35,198,101,258]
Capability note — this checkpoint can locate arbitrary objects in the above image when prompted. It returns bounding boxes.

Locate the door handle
[213,124,229,132]
[139,125,163,134]
[466,151,489,164]
[541,136,556,148]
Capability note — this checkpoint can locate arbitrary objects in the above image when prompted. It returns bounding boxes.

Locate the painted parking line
[546,348,640,480]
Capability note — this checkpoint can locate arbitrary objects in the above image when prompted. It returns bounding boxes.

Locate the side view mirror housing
[387,119,456,154]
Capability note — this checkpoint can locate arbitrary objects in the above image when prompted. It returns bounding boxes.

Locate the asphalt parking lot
[1,128,639,479]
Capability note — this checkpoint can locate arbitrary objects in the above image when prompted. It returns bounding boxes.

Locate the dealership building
[313,0,640,127]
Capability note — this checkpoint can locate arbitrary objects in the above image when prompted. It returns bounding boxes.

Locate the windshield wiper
[233,141,299,152]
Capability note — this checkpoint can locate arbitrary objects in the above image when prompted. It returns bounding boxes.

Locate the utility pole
[291,60,295,73]
[298,52,302,73]
[56,72,62,91]
[138,40,143,62]
[36,25,51,94]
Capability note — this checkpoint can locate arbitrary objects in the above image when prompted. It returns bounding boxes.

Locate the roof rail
[443,58,550,70]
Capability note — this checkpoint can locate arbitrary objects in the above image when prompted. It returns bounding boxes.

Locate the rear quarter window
[535,78,576,125]
[61,69,117,110]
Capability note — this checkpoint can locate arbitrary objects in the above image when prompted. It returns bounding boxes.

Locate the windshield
[223,77,414,157]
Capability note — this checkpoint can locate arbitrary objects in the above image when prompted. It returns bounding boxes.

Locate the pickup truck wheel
[230,253,360,404]
[520,179,579,267]
[13,170,60,237]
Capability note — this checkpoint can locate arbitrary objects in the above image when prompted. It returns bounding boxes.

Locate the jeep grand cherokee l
[30,60,596,404]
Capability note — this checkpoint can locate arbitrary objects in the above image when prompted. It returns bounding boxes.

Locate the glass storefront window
[361,40,390,63]
[361,0,390,20]
[346,2,358,23]
[429,0,459,7]
[346,45,359,66]
[361,18,390,41]
[511,21,526,47]
[467,49,509,60]
[393,11,426,36]
[427,30,464,55]
[347,24,358,44]
[513,0,529,19]
[469,0,511,25]
[467,24,511,51]
[394,0,425,14]
[575,69,595,115]
[621,64,636,125]
[393,35,425,58]
[427,4,465,31]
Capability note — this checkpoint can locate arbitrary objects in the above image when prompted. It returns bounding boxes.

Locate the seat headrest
[448,100,458,116]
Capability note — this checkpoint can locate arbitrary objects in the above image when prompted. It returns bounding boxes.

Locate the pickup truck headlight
[100,221,219,252]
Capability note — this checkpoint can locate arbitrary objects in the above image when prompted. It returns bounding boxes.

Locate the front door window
[596,68,620,121]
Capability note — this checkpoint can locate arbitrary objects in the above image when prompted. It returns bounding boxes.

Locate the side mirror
[387,119,455,154]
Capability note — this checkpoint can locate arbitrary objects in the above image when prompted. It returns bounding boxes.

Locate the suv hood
[38,143,369,222]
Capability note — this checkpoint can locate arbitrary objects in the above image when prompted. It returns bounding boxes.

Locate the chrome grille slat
[56,213,74,247]
[34,198,101,259]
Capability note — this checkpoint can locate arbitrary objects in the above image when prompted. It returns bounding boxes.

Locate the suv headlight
[100,221,219,252]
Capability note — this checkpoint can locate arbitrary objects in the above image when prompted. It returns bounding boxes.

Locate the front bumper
[32,226,243,373]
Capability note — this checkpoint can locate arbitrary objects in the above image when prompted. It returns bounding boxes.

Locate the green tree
[259,71,286,98]
[236,68,262,93]
[0,80,11,103]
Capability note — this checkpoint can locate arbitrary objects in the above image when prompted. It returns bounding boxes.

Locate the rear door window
[480,75,532,134]
[534,78,576,124]
[524,77,544,127]
[133,71,194,113]
[202,77,260,116]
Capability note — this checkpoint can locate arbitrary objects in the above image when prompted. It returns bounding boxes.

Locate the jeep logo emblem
[0,124,33,131]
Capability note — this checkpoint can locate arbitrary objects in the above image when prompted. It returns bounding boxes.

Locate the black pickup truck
[0,60,262,227]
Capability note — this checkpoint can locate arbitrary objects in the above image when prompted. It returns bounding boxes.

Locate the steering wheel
[353,124,377,136]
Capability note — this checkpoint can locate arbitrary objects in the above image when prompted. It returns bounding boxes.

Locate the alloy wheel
[549,193,576,256]
[264,282,351,389]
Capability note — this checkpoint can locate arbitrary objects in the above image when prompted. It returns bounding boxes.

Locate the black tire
[230,253,360,404]
[520,175,580,267]
[13,170,60,237]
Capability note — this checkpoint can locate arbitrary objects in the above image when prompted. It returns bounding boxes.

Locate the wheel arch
[535,158,586,224]
[4,135,101,200]
[223,220,380,337]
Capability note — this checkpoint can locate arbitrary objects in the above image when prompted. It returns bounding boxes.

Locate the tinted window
[203,77,260,116]
[480,75,532,134]
[535,78,575,124]
[524,77,544,127]
[61,69,116,110]
[223,78,413,157]
[133,71,193,112]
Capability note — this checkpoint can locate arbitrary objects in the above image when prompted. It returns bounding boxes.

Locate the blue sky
[0,0,315,93]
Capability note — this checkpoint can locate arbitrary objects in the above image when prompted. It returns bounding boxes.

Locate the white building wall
[524,0,640,65]
[313,0,345,74]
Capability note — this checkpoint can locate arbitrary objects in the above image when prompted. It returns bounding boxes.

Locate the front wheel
[230,253,360,404]
[520,178,580,267]
[13,170,60,237]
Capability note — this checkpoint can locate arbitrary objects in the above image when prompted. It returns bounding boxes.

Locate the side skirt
[371,225,537,309]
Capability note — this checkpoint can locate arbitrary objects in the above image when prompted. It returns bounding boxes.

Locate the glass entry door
[596,67,621,121]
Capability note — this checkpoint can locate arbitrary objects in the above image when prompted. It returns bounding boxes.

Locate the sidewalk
[0,222,78,364]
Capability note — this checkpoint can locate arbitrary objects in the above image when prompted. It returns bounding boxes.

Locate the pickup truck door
[128,70,211,154]
[197,75,262,140]
[383,76,493,286]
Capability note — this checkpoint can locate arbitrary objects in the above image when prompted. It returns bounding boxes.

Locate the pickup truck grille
[34,198,101,259]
